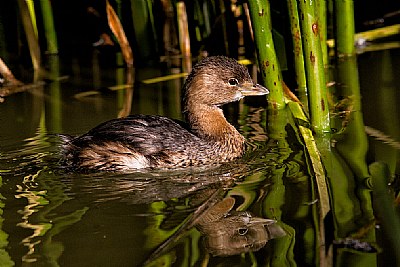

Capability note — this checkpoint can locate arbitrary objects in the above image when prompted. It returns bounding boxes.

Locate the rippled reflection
[0,103,317,266]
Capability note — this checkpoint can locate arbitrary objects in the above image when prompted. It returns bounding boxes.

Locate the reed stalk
[176,1,192,72]
[298,0,330,134]
[335,0,355,56]
[286,0,308,108]
[317,0,328,66]
[107,0,134,66]
[247,0,285,109]
[17,0,41,71]
[26,0,38,37]
[39,0,58,54]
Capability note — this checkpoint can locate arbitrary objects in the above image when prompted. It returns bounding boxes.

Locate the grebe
[61,56,269,171]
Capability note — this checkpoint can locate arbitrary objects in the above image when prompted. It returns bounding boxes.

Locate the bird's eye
[238,228,248,235]
[228,78,239,86]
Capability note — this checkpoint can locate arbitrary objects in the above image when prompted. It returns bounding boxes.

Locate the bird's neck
[187,103,245,146]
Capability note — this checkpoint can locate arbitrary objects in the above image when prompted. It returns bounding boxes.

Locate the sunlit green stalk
[26,0,38,37]
[317,0,328,66]
[39,0,58,54]
[335,0,355,56]
[298,0,330,134]
[286,0,308,108]
[17,0,41,71]
[247,0,285,109]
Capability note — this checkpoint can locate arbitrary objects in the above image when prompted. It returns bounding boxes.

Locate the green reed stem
[247,0,285,109]
[298,0,330,135]
[39,0,58,54]
[335,0,355,56]
[26,0,38,37]
[317,0,328,66]
[17,0,41,71]
[286,0,308,108]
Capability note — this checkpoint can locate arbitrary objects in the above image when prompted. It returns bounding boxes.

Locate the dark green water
[0,49,399,266]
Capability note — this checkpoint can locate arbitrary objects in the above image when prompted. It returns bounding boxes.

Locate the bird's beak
[239,82,269,96]
[248,217,276,226]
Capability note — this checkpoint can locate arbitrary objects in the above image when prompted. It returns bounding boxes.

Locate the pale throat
[187,103,244,143]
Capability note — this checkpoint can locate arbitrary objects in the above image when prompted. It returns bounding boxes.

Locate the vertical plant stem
[39,0,58,54]
[335,0,355,56]
[26,0,38,37]
[176,1,192,72]
[286,0,308,108]
[298,0,330,134]
[317,0,328,66]
[17,0,41,71]
[247,0,285,109]
[107,0,134,66]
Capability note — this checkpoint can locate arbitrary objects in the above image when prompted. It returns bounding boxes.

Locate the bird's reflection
[144,187,286,264]
[196,197,286,256]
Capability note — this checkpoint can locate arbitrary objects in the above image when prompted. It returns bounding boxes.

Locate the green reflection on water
[0,47,399,266]
[0,176,14,267]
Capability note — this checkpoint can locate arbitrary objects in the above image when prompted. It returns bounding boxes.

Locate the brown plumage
[61,56,269,172]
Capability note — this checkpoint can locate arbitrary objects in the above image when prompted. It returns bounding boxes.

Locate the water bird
[61,56,269,172]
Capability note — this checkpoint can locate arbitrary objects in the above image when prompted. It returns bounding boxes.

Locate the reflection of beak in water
[195,197,286,256]
[143,190,286,265]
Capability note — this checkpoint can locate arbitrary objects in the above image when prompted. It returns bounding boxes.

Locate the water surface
[1,49,399,266]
